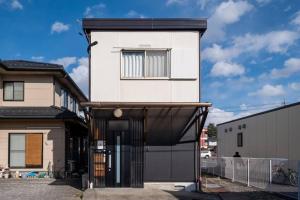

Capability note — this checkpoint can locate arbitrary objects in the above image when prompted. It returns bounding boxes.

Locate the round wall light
[113,108,123,118]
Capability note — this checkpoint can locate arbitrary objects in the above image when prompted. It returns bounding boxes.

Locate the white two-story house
[82,18,210,188]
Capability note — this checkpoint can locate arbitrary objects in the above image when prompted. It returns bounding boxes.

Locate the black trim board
[217,101,300,126]
[82,18,207,34]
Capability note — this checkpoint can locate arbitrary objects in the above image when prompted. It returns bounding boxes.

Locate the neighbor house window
[121,50,170,78]
[69,96,74,111]
[61,89,68,108]
[73,99,77,113]
[9,133,43,168]
[237,133,243,147]
[3,81,24,101]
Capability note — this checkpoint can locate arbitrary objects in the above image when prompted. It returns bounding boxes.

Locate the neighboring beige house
[0,60,88,176]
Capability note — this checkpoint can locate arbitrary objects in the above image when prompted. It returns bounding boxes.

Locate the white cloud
[249,84,285,97]
[240,104,248,111]
[206,107,235,125]
[289,82,300,90]
[10,0,22,10]
[203,31,300,63]
[50,57,77,68]
[84,3,106,18]
[202,43,239,62]
[233,31,299,54]
[126,10,145,18]
[166,0,188,6]
[70,57,89,96]
[206,104,282,125]
[271,58,300,78]
[210,61,245,77]
[197,0,210,10]
[51,22,70,34]
[291,11,300,27]
[256,0,271,6]
[31,56,44,61]
[206,0,253,42]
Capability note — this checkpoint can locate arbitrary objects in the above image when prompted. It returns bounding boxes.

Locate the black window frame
[3,81,24,101]
[237,132,243,147]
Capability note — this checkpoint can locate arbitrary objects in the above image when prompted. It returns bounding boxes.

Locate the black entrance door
[105,130,131,187]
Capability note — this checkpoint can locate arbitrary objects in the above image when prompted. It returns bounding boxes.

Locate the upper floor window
[73,99,77,113]
[61,89,68,108]
[121,50,170,78]
[3,81,24,101]
[69,96,74,111]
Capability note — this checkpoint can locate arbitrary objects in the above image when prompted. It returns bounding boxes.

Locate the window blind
[122,51,144,78]
[146,51,168,77]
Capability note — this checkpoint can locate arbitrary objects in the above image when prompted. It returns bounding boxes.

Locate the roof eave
[82,18,207,35]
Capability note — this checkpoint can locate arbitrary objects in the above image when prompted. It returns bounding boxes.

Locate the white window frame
[120,49,171,79]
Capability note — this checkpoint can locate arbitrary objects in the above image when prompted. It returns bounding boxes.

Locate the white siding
[90,31,200,102]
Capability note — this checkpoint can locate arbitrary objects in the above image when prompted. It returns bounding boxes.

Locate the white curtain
[122,52,144,78]
[145,51,168,77]
[10,134,25,167]
[14,82,24,100]
[4,82,14,100]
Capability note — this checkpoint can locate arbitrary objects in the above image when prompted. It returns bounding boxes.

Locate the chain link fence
[202,157,299,199]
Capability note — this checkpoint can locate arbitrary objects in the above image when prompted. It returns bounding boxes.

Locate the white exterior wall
[217,104,300,160]
[90,31,200,102]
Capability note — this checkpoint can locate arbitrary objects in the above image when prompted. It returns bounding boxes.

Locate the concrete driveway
[83,183,220,200]
[0,179,82,200]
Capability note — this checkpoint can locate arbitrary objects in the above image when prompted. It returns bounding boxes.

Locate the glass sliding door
[10,134,26,167]
[9,133,43,168]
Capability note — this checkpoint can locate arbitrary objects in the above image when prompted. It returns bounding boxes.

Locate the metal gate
[90,118,144,188]
[91,149,106,187]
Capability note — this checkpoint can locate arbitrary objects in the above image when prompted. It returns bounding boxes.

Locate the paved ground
[83,183,220,200]
[0,179,82,200]
[202,176,290,200]
[0,178,293,200]
[83,180,290,200]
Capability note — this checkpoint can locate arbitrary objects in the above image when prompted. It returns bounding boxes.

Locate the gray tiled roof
[0,106,81,120]
[0,60,63,71]
[0,60,88,101]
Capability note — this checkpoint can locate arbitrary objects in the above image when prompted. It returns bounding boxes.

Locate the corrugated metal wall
[144,123,196,182]
[218,104,300,160]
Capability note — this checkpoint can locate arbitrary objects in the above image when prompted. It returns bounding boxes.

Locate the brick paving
[0,179,82,200]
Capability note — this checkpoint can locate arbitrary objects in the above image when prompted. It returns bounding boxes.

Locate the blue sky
[1,0,300,124]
